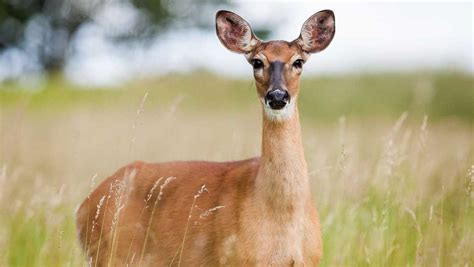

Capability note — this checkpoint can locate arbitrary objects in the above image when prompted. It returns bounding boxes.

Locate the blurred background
[0,0,473,266]
[0,1,472,85]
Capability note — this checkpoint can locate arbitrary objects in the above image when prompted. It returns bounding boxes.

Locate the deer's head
[216,10,335,121]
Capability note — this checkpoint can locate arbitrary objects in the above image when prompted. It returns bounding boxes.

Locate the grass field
[0,72,473,266]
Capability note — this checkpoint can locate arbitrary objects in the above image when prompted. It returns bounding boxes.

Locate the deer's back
[75,158,260,266]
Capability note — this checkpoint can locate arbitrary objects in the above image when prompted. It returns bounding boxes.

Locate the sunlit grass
[0,72,473,266]
[1,71,472,121]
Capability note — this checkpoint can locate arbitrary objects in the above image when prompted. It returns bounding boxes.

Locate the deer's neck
[255,104,309,218]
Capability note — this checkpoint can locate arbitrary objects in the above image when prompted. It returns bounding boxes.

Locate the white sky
[68,1,472,86]
[1,1,472,86]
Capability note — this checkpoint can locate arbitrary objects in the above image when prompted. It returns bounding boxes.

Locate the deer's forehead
[257,41,300,62]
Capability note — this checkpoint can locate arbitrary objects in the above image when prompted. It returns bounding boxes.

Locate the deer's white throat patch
[262,98,296,122]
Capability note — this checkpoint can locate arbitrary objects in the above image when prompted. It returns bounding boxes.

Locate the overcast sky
[1,1,472,86]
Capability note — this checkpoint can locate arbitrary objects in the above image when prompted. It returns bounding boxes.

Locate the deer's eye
[251,59,263,69]
[292,59,304,69]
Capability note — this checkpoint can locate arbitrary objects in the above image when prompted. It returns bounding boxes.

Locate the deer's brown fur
[76,9,335,266]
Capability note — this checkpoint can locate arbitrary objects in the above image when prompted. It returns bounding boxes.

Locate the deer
[75,9,335,266]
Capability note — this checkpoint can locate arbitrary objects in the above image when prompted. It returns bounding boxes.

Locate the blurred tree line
[0,0,227,71]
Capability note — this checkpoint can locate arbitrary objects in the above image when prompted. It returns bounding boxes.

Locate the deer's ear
[294,10,335,53]
[216,10,259,54]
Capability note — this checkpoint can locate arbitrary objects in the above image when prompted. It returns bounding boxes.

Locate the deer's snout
[265,89,290,110]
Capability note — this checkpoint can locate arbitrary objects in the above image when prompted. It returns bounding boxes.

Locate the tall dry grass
[0,73,473,266]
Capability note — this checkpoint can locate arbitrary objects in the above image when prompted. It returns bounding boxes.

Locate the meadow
[0,71,473,266]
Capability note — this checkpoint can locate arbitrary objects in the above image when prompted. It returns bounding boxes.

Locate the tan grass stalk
[169,184,208,267]
[124,176,163,265]
[138,176,176,267]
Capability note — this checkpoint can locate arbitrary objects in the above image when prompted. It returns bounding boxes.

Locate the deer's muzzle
[265,89,290,110]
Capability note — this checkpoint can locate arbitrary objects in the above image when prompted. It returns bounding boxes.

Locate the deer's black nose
[265,89,290,110]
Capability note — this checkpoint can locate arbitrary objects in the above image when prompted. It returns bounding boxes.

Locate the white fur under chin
[262,99,296,122]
